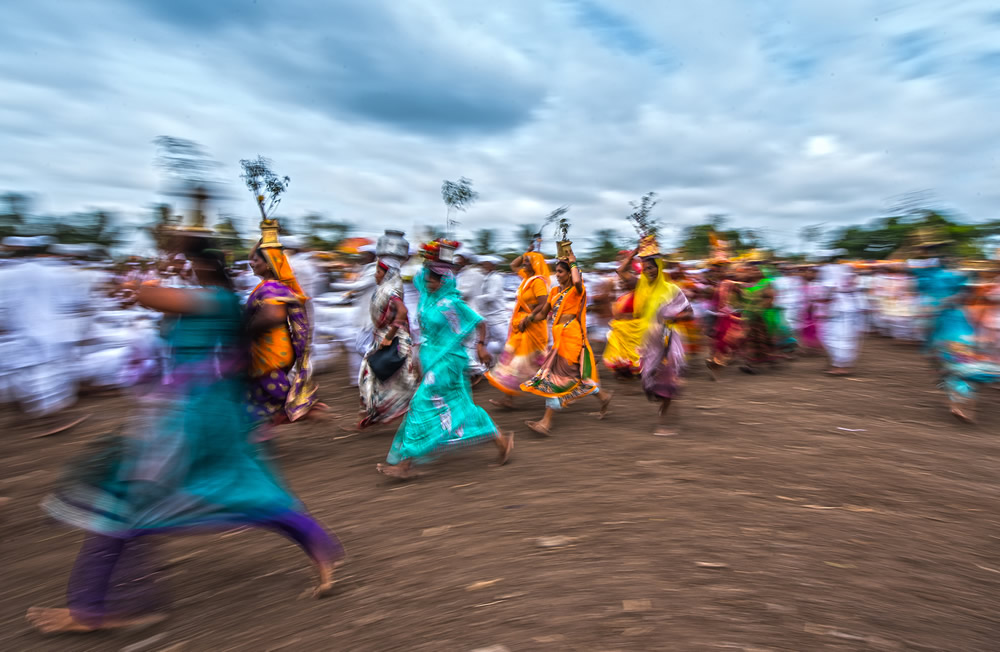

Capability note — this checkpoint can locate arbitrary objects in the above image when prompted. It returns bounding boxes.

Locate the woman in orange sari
[485,250,550,408]
[521,253,612,435]
[246,243,319,425]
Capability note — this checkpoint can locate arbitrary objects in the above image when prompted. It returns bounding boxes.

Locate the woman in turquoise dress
[934,282,1000,423]
[376,262,514,480]
[27,235,343,635]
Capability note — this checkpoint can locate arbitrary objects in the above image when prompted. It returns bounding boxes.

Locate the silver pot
[376,229,409,258]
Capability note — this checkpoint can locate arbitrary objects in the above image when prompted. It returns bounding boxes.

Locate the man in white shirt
[455,253,489,377]
[476,256,511,356]
[329,245,378,386]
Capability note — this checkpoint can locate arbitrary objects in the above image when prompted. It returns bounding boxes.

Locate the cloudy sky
[2,0,999,251]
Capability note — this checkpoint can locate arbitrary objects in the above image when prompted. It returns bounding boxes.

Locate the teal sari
[44,287,300,535]
[386,270,499,464]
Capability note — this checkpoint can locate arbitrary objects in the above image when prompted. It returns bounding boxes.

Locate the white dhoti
[821,312,862,368]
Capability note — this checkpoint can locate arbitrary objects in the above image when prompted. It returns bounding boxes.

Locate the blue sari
[386,270,499,464]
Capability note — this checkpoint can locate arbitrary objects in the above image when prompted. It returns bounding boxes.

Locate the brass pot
[556,240,574,259]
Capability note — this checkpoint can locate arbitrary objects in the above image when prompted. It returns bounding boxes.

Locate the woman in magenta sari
[245,243,319,425]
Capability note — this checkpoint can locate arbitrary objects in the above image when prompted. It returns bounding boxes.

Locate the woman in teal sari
[935,282,1000,423]
[376,263,514,480]
[28,235,342,635]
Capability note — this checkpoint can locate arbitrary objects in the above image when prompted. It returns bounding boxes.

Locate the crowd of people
[3,222,999,636]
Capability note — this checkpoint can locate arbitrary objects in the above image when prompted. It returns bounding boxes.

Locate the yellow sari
[603,260,681,374]
[486,253,551,395]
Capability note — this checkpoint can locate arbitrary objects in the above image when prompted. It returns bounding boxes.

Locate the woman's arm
[568,253,584,294]
[616,247,638,281]
[474,321,491,364]
[518,299,551,332]
[247,302,288,336]
[133,283,202,315]
[509,253,524,273]
[380,299,408,347]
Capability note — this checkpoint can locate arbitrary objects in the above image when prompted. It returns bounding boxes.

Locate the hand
[567,252,577,264]
[477,342,491,366]
[518,316,530,332]
[379,337,392,349]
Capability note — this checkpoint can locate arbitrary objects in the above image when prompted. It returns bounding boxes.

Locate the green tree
[0,192,31,238]
[586,228,621,263]
[515,224,539,252]
[473,228,497,254]
[441,177,479,236]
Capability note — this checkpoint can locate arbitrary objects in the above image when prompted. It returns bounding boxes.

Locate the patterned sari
[359,264,417,428]
[486,252,551,395]
[633,260,691,399]
[385,270,499,464]
[245,248,317,423]
[521,281,600,407]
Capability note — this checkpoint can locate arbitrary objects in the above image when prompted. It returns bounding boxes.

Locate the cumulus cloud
[0,0,998,252]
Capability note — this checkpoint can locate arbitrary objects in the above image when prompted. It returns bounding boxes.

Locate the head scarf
[257,246,308,301]
[519,251,551,282]
[378,256,402,271]
[415,266,460,315]
[371,257,404,324]
[634,259,681,323]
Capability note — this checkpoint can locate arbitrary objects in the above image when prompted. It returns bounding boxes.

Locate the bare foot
[598,391,614,420]
[31,414,90,439]
[950,406,975,424]
[494,431,514,466]
[653,427,678,437]
[310,562,336,599]
[376,462,417,480]
[826,368,851,376]
[26,607,165,634]
[705,359,720,381]
[489,398,514,410]
[524,420,551,437]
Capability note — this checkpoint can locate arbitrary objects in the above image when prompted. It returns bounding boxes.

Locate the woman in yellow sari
[521,253,612,435]
[246,243,319,426]
[602,251,643,377]
[485,251,550,408]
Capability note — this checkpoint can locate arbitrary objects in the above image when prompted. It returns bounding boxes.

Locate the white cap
[478,255,504,265]
[359,244,377,255]
[282,235,305,250]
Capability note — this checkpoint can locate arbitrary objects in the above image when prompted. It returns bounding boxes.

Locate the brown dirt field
[2,337,999,651]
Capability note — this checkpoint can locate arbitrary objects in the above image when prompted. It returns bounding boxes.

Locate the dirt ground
[2,337,999,651]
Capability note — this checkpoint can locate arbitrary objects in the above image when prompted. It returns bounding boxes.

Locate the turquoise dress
[44,287,300,536]
[935,304,1000,404]
[386,270,499,465]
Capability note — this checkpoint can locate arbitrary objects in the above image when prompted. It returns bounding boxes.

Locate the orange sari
[486,252,551,395]
[520,282,600,405]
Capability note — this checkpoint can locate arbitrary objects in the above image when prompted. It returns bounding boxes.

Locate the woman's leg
[654,398,676,436]
[27,534,166,634]
[260,511,345,598]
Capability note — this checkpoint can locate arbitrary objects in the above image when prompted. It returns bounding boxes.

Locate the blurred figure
[485,249,551,408]
[602,248,645,378]
[358,256,417,429]
[376,258,513,480]
[27,234,342,636]
[934,278,1000,423]
[329,245,378,386]
[456,252,488,379]
[0,237,90,434]
[475,255,510,357]
[818,256,863,375]
[522,253,612,436]
[245,241,320,425]
[704,265,745,380]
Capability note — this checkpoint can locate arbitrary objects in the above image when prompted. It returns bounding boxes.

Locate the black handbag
[368,337,407,382]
